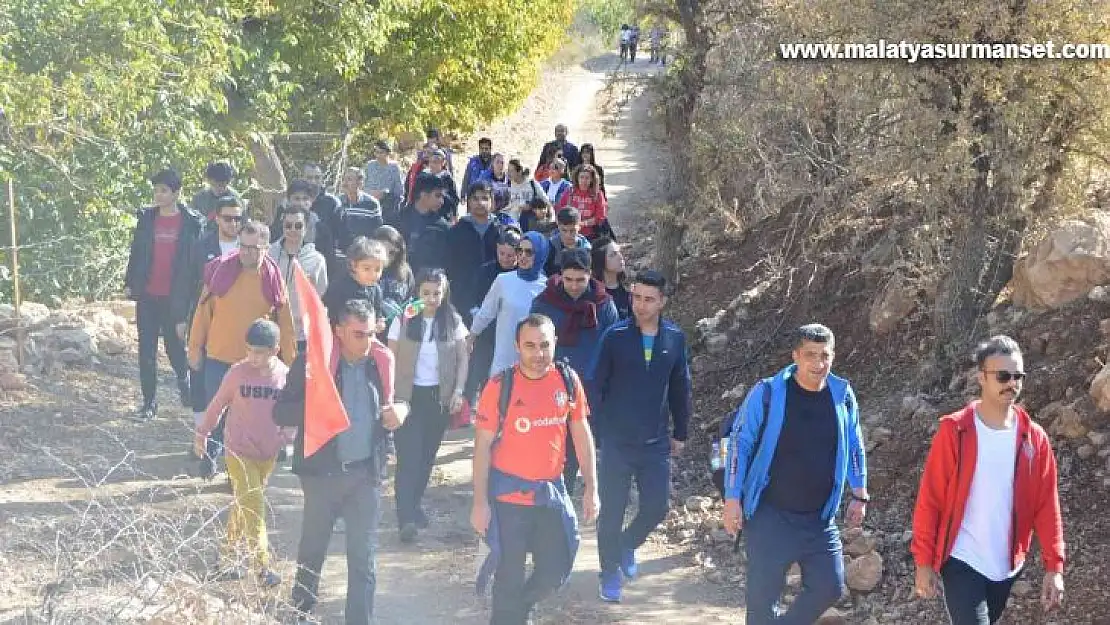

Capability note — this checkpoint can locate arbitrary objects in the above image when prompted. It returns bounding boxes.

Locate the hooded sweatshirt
[531,275,619,373]
[269,240,329,341]
[197,359,291,461]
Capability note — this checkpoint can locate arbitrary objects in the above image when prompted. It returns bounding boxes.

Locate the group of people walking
[122,120,1067,625]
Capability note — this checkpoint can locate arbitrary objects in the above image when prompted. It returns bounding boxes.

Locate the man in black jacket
[123,169,205,421]
[273,300,408,625]
[399,173,451,274]
[446,181,503,325]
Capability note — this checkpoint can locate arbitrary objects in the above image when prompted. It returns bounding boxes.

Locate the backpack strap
[747,378,773,476]
[493,366,516,443]
[553,360,577,406]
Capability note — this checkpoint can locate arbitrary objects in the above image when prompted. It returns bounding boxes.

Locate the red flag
[293,264,350,457]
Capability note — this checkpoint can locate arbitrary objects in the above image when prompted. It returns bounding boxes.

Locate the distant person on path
[269,203,329,353]
[192,162,240,223]
[649,24,668,64]
[533,144,562,183]
[531,248,618,492]
[619,24,632,62]
[388,269,469,544]
[506,159,545,221]
[469,232,550,377]
[541,158,572,205]
[471,314,598,625]
[590,237,631,320]
[461,137,495,199]
[124,168,204,421]
[537,124,581,171]
[273,299,408,625]
[544,207,592,277]
[426,148,461,222]
[589,270,691,603]
[479,153,512,213]
[519,196,557,237]
[629,25,641,63]
[556,165,608,241]
[578,144,606,196]
[722,324,869,624]
[399,173,452,274]
[365,140,406,225]
[302,162,343,232]
[194,319,289,586]
[911,335,1064,624]
[448,181,507,326]
[333,168,386,275]
[185,194,243,430]
[189,221,297,478]
[463,229,521,408]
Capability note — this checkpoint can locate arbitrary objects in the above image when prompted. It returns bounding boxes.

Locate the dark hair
[590,237,624,283]
[498,229,523,247]
[974,335,1022,368]
[631,270,668,296]
[529,196,552,212]
[559,248,591,273]
[287,178,317,198]
[282,202,309,219]
[515,313,555,341]
[334,299,376,328]
[406,268,460,343]
[347,236,389,265]
[580,143,597,165]
[413,172,445,199]
[467,180,493,198]
[478,137,493,147]
[373,140,392,153]
[539,143,560,165]
[792,323,835,350]
[370,225,413,286]
[556,207,581,225]
[205,162,235,183]
[215,194,242,211]
[508,158,530,178]
[150,169,182,193]
[426,127,441,140]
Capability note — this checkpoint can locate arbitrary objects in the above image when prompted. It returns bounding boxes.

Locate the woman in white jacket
[468,231,551,376]
[268,204,328,352]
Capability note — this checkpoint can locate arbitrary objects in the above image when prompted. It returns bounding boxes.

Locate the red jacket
[911,403,1065,574]
[556,188,608,238]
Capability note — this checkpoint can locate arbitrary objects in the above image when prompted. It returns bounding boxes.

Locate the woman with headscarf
[468,231,550,376]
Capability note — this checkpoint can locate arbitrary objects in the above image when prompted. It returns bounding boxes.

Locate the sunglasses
[984,370,1026,383]
[517,247,535,257]
[220,215,244,223]
[283,222,305,230]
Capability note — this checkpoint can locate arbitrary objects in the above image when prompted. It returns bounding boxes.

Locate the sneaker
[259,569,281,588]
[399,523,418,544]
[177,376,192,409]
[620,548,639,580]
[133,401,157,422]
[599,570,622,603]
[414,508,430,529]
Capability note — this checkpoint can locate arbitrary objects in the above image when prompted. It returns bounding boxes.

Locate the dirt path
[0,54,741,625]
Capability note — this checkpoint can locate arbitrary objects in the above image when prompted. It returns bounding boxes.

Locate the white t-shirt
[219,238,239,256]
[949,411,1022,582]
[388,315,468,387]
[508,179,542,220]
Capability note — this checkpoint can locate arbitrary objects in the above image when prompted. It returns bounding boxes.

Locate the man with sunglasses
[270,203,328,354]
[912,335,1064,624]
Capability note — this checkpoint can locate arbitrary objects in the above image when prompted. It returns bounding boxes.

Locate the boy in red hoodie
[195,319,291,586]
[911,335,1065,624]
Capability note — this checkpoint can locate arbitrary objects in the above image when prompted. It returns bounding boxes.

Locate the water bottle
[710,440,722,471]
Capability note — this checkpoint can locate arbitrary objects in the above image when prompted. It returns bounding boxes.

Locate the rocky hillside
[664,209,1110,624]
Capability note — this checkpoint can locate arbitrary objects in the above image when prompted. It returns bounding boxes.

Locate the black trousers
[136,296,189,405]
[490,502,572,625]
[941,557,1021,625]
[293,467,381,625]
[393,385,449,526]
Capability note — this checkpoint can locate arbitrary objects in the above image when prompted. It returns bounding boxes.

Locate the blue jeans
[202,358,233,462]
[743,503,845,624]
[597,444,670,573]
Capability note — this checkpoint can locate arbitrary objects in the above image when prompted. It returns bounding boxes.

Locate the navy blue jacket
[587,318,693,451]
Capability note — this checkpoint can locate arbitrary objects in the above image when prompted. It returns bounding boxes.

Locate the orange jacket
[911,403,1065,574]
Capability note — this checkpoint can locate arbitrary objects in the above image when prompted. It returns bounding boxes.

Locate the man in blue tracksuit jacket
[587,270,692,603]
[531,248,619,491]
[722,323,869,625]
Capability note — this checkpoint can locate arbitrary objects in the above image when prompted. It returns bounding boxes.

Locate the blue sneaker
[599,570,623,603]
[620,548,639,580]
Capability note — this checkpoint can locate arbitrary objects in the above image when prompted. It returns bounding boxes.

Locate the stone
[869,273,917,335]
[1047,403,1089,439]
[1088,431,1108,446]
[98,336,129,355]
[0,372,28,391]
[843,527,878,557]
[1078,444,1096,460]
[900,395,935,421]
[685,496,713,513]
[1101,319,1110,339]
[866,427,893,452]
[1011,212,1110,309]
[705,333,729,354]
[1011,580,1034,597]
[1092,285,1110,303]
[722,382,748,401]
[845,551,883,592]
[816,608,848,625]
[1089,363,1110,411]
[786,563,801,588]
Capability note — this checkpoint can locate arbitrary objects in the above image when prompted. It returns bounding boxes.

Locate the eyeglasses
[283,222,305,230]
[517,248,535,257]
[984,370,1026,383]
[220,215,244,223]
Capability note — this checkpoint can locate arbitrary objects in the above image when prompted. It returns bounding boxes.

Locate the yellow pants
[224,455,276,570]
